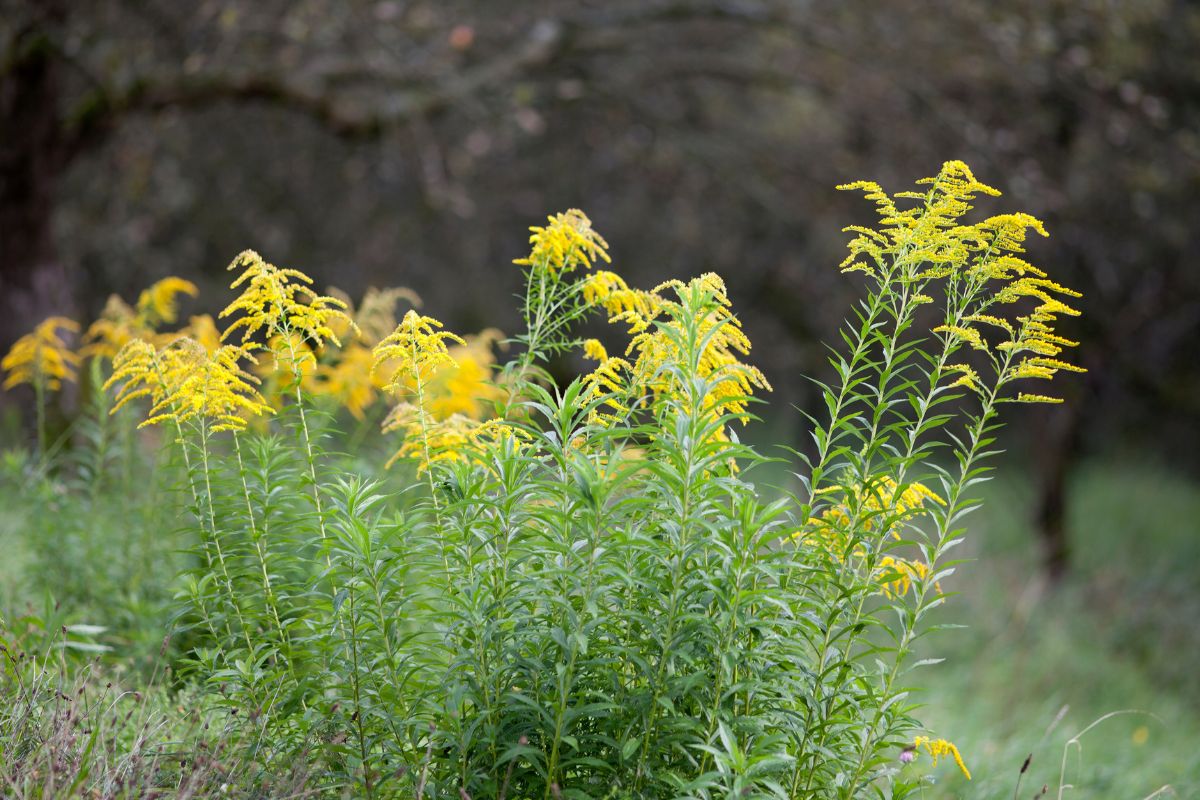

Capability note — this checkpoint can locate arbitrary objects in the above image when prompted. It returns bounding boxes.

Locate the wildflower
[837,161,1002,276]
[877,556,940,599]
[933,324,987,351]
[2,317,81,391]
[372,311,465,394]
[106,338,271,433]
[582,271,647,316]
[801,476,944,555]
[181,314,223,354]
[355,286,422,345]
[381,403,475,470]
[136,277,198,327]
[946,363,980,391]
[583,338,608,362]
[912,736,971,780]
[220,250,356,349]
[513,209,611,274]
[83,295,143,359]
[1015,393,1064,404]
[624,273,771,433]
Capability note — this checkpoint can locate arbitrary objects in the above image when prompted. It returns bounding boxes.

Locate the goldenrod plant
[0,162,1084,798]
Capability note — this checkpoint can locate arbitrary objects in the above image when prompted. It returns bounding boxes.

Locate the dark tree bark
[0,5,78,351]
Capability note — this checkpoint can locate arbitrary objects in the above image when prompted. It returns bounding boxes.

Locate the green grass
[912,458,1200,798]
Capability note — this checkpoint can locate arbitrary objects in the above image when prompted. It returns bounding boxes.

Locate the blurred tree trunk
[1033,403,1082,582]
[0,4,77,353]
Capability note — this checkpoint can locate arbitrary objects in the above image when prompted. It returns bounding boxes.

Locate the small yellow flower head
[627,273,771,425]
[877,556,940,599]
[381,403,475,470]
[136,277,198,327]
[83,295,143,359]
[583,338,609,362]
[912,736,971,780]
[220,250,356,349]
[933,324,986,351]
[513,209,610,275]
[2,317,81,391]
[582,270,647,317]
[105,339,164,415]
[373,310,465,395]
[106,338,271,433]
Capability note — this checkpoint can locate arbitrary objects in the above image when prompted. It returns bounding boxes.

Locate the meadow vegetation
[0,162,1134,799]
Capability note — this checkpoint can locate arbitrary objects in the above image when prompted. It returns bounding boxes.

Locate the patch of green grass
[912,458,1200,798]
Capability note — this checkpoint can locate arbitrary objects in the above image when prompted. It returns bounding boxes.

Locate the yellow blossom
[933,324,986,351]
[372,310,464,394]
[105,338,270,433]
[2,317,81,391]
[220,250,356,349]
[180,314,223,353]
[877,556,940,598]
[136,277,198,327]
[427,330,506,421]
[513,209,610,275]
[583,338,608,362]
[83,295,144,359]
[912,736,971,780]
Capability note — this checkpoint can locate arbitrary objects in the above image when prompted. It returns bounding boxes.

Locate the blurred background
[2,1,1198,795]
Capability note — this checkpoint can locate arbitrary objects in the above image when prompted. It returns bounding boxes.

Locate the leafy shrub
[1,162,1082,798]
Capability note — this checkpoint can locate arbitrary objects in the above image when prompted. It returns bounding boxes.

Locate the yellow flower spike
[83,295,144,359]
[106,338,271,433]
[104,339,163,415]
[513,209,610,275]
[933,324,986,351]
[136,277,198,327]
[381,403,476,471]
[912,736,971,780]
[877,556,941,599]
[1016,393,1065,404]
[426,331,506,422]
[372,310,465,395]
[2,317,81,391]
[180,314,223,354]
[946,363,980,391]
[583,339,608,362]
[220,249,356,349]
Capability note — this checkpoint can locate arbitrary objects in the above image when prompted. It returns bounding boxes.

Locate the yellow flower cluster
[381,403,473,469]
[876,556,939,599]
[812,476,945,538]
[513,209,611,275]
[106,337,271,433]
[84,277,199,359]
[373,311,465,393]
[583,273,771,445]
[372,313,512,469]
[427,330,506,421]
[1,317,81,391]
[136,277,199,327]
[581,270,648,316]
[837,161,1002,279]
[840,162,1083,403]
[220,250,356,352]
[912,736,971,780]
